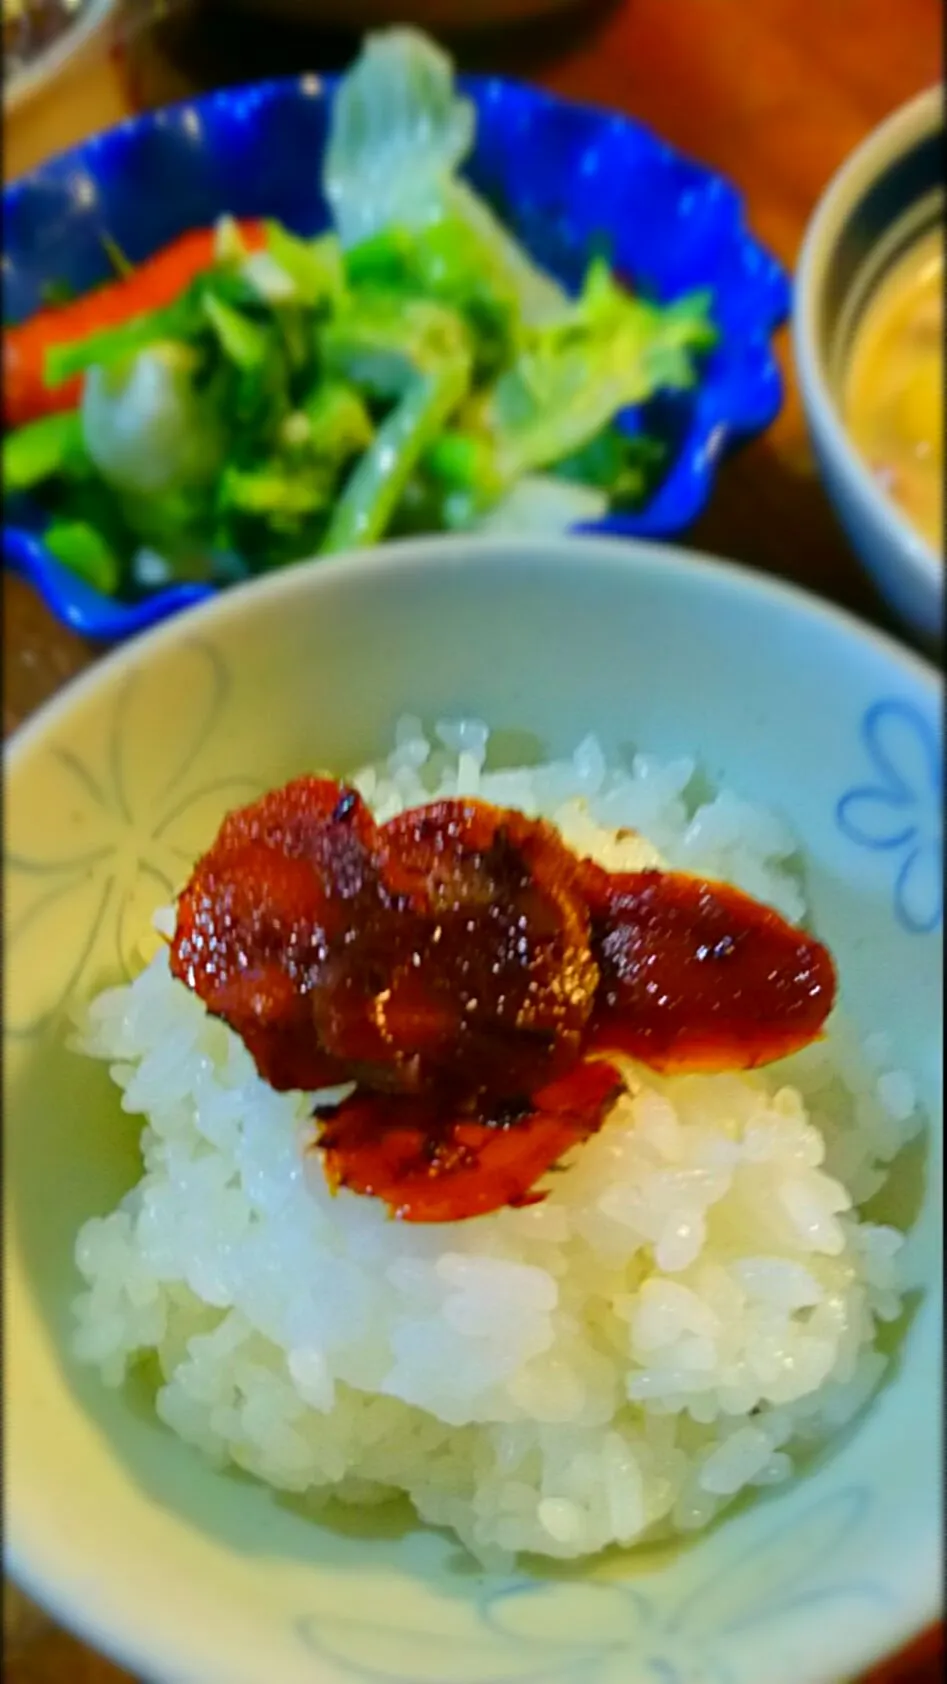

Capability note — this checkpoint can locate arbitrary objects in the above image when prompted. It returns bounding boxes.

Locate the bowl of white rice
[5,534,942,1684]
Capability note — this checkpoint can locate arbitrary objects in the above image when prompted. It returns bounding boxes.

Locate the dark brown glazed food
[171,778,837,1222]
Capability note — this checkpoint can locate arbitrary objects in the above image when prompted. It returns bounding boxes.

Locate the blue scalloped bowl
[3,74,789,640]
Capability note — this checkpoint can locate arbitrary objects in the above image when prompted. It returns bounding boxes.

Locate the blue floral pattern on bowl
[2,74,788,641]
[294,1486,888,1684]
[837,697,944,934]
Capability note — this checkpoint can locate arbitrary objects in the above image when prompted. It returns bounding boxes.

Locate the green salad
[4,29,717,599]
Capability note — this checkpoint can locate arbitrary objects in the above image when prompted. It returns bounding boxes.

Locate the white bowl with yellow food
[794,86,943,648]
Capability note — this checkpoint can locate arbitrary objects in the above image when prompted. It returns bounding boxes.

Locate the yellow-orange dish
[843,225,943,554]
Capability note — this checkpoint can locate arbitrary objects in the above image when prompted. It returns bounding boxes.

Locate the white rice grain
[70,724,922,1562]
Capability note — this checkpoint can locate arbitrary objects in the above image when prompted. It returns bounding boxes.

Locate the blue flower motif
[294,1487,886,1684]
[836,698,943,935]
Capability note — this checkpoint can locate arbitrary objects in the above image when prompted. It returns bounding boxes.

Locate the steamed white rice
[71,722,924,1563]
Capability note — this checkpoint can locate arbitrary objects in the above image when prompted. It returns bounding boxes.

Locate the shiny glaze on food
[171,779,837,1222]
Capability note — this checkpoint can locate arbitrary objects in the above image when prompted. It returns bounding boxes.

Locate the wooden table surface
[3,0,942,1677]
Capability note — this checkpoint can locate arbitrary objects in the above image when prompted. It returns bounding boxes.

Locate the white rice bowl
[70,721,924,1565]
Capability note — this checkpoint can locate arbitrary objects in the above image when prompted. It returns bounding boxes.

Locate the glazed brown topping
[173,787,600,1101]
[318,1058,623,1223]
[373,801,599,1097]
[170,778,837,1222]
[580,865,838,1073]
[171,778,379,1093]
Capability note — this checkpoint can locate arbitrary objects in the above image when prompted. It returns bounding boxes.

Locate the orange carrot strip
[3,219,268,426]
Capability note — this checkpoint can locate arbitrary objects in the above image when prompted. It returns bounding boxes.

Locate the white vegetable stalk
[81,342,224,497]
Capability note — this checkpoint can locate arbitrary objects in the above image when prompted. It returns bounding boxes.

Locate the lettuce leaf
[345,217,521,377]
[323,28,566,326]
[321,289,473,397]
[471,474,609,536]
[81,341,227,497]
[443,260,716,483]
[261,223,346,310]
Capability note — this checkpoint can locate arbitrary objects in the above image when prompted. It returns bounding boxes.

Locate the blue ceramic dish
[3,74,789,640]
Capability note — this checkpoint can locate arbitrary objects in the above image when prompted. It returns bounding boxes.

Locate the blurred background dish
[842,224,942,558]
[794,86,944,649]
[2,56,787,641]
[215,0,587,27]
[3,0,128,179]
[5,0,86,83]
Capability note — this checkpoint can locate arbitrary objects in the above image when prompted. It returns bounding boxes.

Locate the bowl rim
[5,534,941,777]
[792,84,944,601]
[5,535,942,1684]
[2,0,121,116]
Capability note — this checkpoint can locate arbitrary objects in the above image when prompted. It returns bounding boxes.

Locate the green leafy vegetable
[220,461,333,528]
[201,292,269,369]
[214,215,252,266]
[299,381,375,462]
[19,28,720,601]
[322,353,470,552]
[424,428,505,503]
[46,310,178,384]
[475,261,716,478]
[44,520,122,594]
[4,410,88,491]
[345,216,520,372]
[119,482,217,559]
[81,341,227,497]
[554,427,668,508]
[322,290,472,396]
[263,223,346,310]
[323,28,566,325]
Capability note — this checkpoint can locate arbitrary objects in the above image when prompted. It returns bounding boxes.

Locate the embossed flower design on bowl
[836,697,943,935]
[6,638,260,1037]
